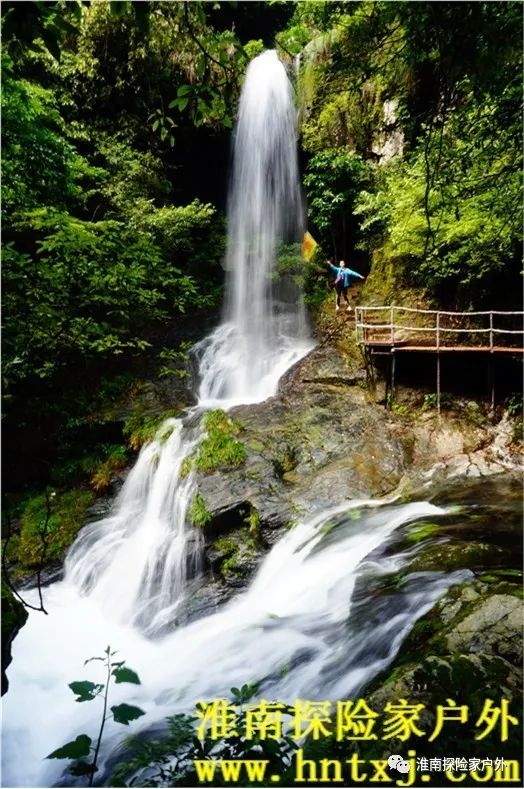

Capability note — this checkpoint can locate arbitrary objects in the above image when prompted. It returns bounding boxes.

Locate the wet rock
[445,594,523,664]
[196,345,409,524]
[365,579,523,758]
[1,584,28,695]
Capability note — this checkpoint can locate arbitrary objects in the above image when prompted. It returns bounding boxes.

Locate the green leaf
[110,1,128,17]
[111,703,146,725]
[70,2,83,21]
[177,85,192,97]
[152,119,159,132]
[196,55,206,78]
[112,666,141,685]
[47,735,92,760]
[69,680,103,702]
[70,761,97,777]
[84,656,105,665]
[177,98,189,112]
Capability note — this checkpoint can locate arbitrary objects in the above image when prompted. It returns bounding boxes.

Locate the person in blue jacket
[329,260,365,311]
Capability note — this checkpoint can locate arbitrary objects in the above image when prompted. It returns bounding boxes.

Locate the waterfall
[41,49,314,642]
[2,500,470,787]
[2,52,465,788]
[197,50,313,407]
[63,419,203,637]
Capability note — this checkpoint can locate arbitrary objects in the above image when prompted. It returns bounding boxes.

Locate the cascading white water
[197,50,313,407]
[26,49,315,648]
[1,52,471,789]
[63,419,203,637]
[2,499,470,787]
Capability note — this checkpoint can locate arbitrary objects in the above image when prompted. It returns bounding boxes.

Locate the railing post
[390,305,394,346]
[489,312,494,351]
[436,312,441,417]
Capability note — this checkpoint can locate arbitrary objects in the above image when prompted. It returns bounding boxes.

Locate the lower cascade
[3,499,469,786]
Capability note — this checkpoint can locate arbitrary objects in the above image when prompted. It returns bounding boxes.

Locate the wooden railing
[355,306,524,352]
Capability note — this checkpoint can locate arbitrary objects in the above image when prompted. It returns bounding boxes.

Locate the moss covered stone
[193,410,247,474]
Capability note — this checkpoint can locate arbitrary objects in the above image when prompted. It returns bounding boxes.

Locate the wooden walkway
[354,306,523,412]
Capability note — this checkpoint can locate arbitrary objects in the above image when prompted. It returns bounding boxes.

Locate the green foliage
[48,735,92,761]
[89,445,127,493]
[356,91,522,298]
[179,457,193,480]
[192,410,247,473]
[304,148,372,257]
[244,39,265,60]
[505,393,523,419]
[110,684,298,787]
[68,2,246,137]
[189,492,212,529]
[422,392,453,411]
[389,399,413,419]
[47,646,144,785]
[407,522,440,543]
[14,488,95,569]
[292,1,522,305]
[2,3,230,493]
[3,204,216,390]
[1,61,100,213]
[123,411,179,451]
[212,518,260,581]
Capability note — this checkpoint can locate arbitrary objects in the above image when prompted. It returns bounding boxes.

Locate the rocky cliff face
[189,320,521,614]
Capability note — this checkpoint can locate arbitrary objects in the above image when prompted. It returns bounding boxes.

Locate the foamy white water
[197,50,313,406]
[64,419,203,637]
[3,500,468,786]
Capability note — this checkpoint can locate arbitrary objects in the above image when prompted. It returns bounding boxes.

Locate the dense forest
[1,3,523,785]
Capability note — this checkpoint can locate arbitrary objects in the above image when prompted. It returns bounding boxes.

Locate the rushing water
[196,49,312,407]
[3,499,472,787]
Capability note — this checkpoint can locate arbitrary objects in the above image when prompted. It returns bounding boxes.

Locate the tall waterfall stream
[1,51,482,787]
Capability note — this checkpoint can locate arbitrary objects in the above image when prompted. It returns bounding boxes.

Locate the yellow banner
[302,231,318,261]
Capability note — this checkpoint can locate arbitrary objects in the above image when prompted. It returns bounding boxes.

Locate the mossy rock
[1,582,28,694]
[208,525,261,585]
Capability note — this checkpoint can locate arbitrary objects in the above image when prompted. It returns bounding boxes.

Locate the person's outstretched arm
[328,263,339,274]
[346,267,365,280]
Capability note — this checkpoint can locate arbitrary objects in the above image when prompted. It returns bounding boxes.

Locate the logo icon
[388,755,410,774]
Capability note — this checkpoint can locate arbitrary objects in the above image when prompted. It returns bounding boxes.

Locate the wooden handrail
[356,305,524,317]
[355,306,524,349]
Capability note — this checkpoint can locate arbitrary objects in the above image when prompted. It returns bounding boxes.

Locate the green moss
[11,488,96,569]
[89,444,127,492]
[189,492,212,528]
[212,526,258,581]
[245,505,261,536]
[389,399,414,418]
[179,457,193,479]
[406,521,440,543]
[123,408,179,450]
[192,410,247,473]
[272,444,298,477]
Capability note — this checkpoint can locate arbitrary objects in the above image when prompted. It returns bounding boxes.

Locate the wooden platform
[367,343,524,354]
[354,305,523,413]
